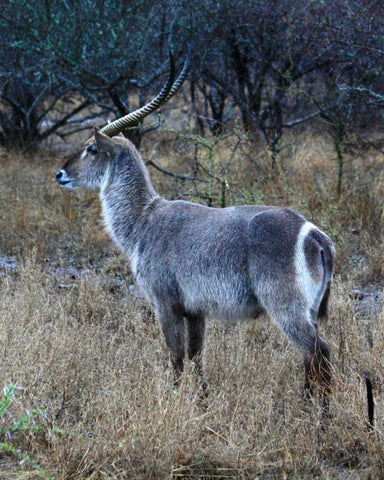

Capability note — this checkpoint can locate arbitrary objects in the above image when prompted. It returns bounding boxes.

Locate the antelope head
[56,50,190,190]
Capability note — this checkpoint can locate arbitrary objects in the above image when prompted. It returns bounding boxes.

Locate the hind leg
[304,335,331,412]
[271,309,331,410]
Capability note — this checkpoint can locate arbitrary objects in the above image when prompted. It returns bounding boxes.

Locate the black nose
[56,170,63,180]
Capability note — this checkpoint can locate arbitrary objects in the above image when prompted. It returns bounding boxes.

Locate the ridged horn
[164,44,191,102]
[100,48,190,137]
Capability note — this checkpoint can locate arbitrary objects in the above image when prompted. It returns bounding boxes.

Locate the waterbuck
[56,53,334,406]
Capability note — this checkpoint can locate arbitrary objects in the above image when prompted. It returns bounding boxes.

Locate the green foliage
[164,126,238,206]
[0,385,50,478]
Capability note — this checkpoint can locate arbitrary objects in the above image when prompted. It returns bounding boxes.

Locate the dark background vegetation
[2,0,384,158]
[0,1,384,478]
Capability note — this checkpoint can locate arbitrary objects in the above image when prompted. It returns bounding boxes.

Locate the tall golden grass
[0,128,383,478]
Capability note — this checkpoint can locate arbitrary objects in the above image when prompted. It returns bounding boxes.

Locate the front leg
[186,314,207,395]
[157,305,186,386]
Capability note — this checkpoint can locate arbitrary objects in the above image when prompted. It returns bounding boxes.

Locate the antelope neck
[100,155,157,256]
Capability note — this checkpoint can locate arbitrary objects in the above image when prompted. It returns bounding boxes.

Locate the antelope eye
[86,143,98,155]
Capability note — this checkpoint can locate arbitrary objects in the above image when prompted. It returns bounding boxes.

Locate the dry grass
[0,129,383,479]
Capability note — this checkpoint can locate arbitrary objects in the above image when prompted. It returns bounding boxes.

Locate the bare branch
[338,84,384,103]
[38,99,91,140]
[146,160,207,183]
[282,110,322,128]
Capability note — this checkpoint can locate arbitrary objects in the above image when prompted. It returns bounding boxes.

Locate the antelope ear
[94,128,122,154]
